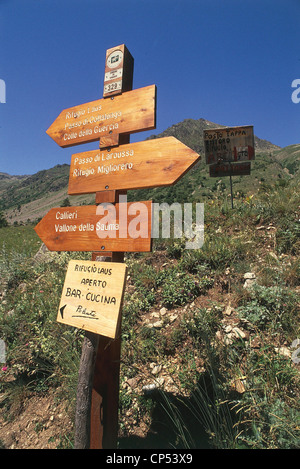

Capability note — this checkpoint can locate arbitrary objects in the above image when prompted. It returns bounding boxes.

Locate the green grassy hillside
[0,178,299,449]
[0,116,299,449]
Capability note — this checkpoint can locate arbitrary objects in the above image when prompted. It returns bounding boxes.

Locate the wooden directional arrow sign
[68,136,200,194]
[34,202,152,252]
[46,85,156,148]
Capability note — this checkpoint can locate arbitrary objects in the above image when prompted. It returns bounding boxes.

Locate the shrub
[159,268,212,308]
[0,211,8,228]
[276,221,300,255]
[238,284,299,335]
[0,250,85,409]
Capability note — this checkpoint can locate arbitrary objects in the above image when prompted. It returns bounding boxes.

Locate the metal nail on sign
[57,260,127,338]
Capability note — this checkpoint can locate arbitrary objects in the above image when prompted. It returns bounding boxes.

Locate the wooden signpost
[36,43,200,450]
[204,125,255,208]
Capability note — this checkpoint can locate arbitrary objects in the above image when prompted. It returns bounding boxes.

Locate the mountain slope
[1,118,299,224]
[129,118,296,204]
[0,172,28,194]
[272,144,300,177]
[148,118,280,155]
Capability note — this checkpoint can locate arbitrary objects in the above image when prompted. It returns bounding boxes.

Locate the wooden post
[229,173,234,209]
[89,197,127,449]
[229,162,234,209]
[74,228,126,449]
[74,45,133,450]
[74,331,99,449]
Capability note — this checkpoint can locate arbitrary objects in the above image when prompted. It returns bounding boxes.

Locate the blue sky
[0,0,299,175]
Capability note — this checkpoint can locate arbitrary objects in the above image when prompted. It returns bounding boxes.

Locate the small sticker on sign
[104,69,123,82]
[104,81,122,94]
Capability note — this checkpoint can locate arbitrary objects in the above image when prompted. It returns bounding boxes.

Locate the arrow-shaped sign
[34,202,152,253]
[46,85,156,148]
[68,136,200,195]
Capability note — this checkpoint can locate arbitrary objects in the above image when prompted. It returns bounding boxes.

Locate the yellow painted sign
[57,260,127,338]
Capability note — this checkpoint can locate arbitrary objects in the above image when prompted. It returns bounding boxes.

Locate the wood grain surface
[34,201,152,252]
[68,136,201,194]
[46,85,156,148]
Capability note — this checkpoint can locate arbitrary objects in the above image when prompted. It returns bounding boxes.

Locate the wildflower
[1,366,7,372]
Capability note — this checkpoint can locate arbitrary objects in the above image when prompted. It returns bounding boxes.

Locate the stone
[153,320,164,329]
[232,327,247,340]
[224,304,234,316]
[232,379,246,394]
[142,383,157,394]
[34,243,52,263]
[243,273,256,289]
[244,272,256,279]
[275,346,291,358]
[142,378,165,394]
[154,377,165,387]
[146,323,153,329]
[244,279,256,289]
[151,312,160,318]
[169,314,178,323]
[150,364,162,375]
[223,334,234,345]
[126,377,138,389]
[243,279,255,288]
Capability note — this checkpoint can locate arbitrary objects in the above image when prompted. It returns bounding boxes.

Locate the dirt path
[0,390,73,449]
